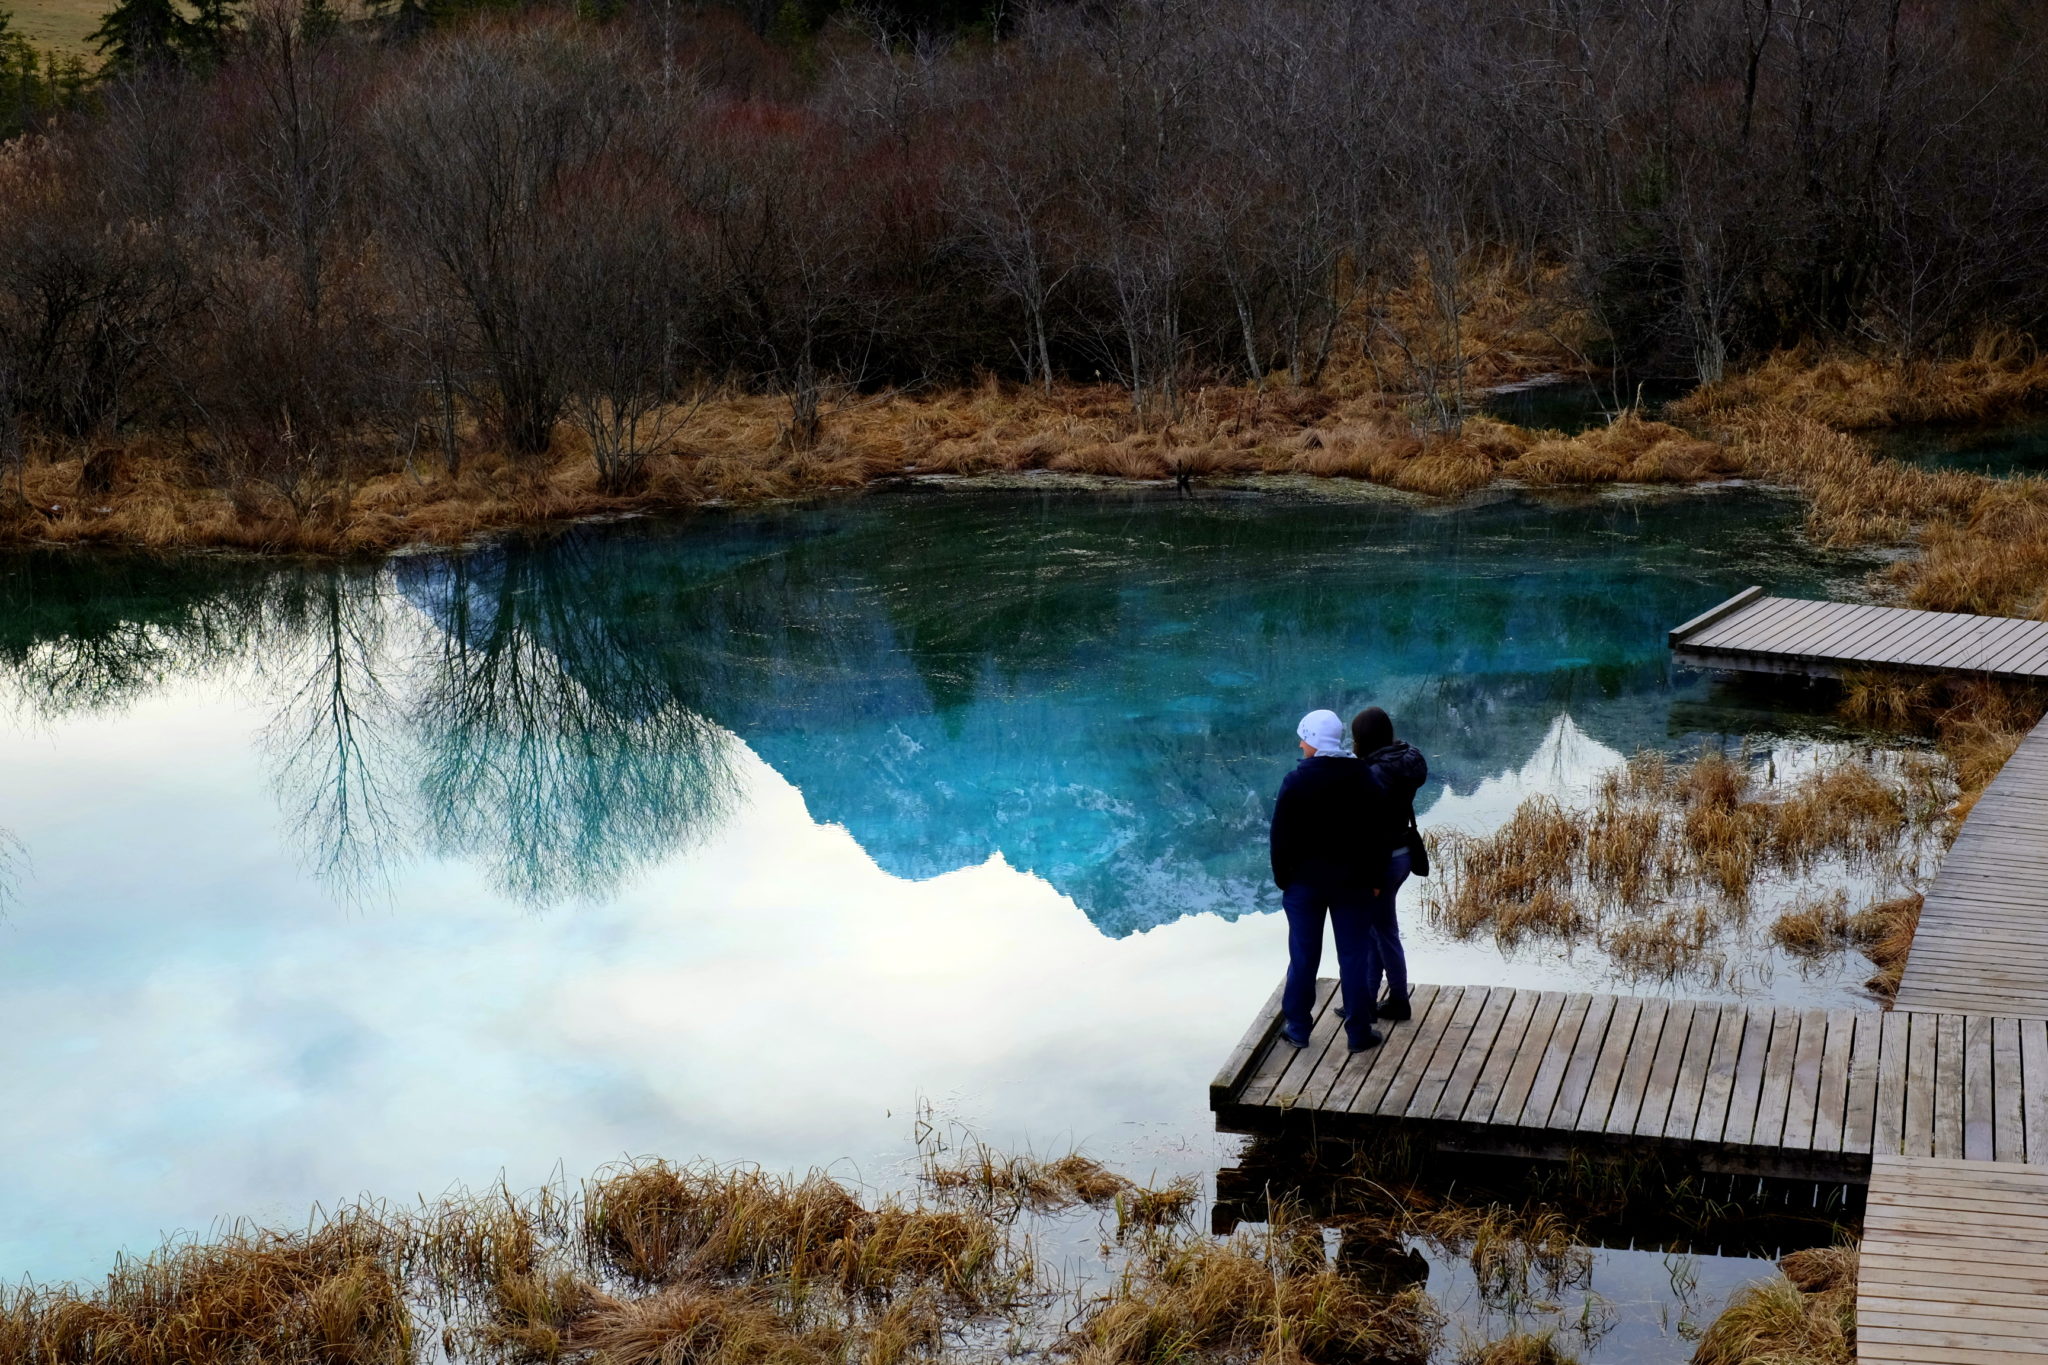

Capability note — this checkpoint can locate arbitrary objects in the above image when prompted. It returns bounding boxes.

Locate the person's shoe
[1378,995,1413,1022]
[1348,1026,1384,1052]
[1279,1025,1312,1048]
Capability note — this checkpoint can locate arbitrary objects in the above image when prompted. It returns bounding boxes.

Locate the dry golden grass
[1460,1329,1581,1365]
[1691,1245,1856,1365]
[0,1150,1490,1365]
[1068,1211,1443,1365]
[1423,745,1954,989]
[1854,892,1924,1002]
[1675,332,2048,429]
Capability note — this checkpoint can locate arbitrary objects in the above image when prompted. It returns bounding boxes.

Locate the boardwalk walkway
[1669,586,2048,681]
[1897,713,2048,1018]
[1211,589,2048,1363]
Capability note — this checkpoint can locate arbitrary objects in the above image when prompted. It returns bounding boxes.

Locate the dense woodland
[1,0,2047,502]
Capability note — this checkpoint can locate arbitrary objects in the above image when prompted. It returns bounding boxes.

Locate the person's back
[1270,754,1379,893]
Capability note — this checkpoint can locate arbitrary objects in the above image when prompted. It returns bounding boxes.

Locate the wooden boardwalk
[1859,1156,2048,1364]
[1211,983,2048,1180]
[1669,586,2048,681]
[1213,589,2048,1364]
[1896,713,2048,1018]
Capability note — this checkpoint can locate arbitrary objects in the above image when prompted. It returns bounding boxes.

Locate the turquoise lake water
[0,483,1888,1357]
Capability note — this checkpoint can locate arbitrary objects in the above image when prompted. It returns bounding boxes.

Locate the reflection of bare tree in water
[407,543,739,907]
[0,547,742,909]
[0,552,274,717]
[259,569,411,900]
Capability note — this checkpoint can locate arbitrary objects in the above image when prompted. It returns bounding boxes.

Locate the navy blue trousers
[1282,882,1381,1046]
[1368,847,1413,1005]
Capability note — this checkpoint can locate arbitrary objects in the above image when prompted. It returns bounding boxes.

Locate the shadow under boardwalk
[1211,981,2048,1185]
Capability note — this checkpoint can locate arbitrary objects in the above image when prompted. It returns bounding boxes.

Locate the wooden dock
[1211,983,2048,1181]
[1212,588,2048,1363]
[1668,585,2048,681]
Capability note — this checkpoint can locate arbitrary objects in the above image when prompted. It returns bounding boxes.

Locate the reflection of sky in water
[0,487,1885,1356]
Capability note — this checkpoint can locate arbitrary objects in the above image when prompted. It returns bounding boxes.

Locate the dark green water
[0,484,1882,1357]
[1869,415,2048,476]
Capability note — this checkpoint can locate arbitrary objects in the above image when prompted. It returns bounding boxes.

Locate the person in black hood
[1352,706,1427,1021]
[1269,709,1385,1052]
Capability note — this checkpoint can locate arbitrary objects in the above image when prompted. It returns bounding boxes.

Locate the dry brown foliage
[1690,1245,1856,1365]
[1423,746,1947,986]
[1674,333,2048,429]
[1068,1212,1443,1365]
[1459,1329,1582,1365]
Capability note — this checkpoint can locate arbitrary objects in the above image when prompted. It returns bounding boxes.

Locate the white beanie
[1296,709,1350,756]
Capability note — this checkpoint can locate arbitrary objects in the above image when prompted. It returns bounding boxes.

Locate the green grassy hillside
[7,0,104,55]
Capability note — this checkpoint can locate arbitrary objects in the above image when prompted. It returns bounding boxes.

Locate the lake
[0,482,1887,1356]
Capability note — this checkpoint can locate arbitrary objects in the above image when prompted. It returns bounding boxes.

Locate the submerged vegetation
[1421,745,1950,992]
[1422,670,2048,997]
[0,1135,1864,1365]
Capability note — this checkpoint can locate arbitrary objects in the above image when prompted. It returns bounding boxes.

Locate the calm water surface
[0,484,1882,1357]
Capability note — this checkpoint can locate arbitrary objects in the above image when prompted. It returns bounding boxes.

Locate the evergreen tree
[88,0,188,69]
[182,0,238,66]
[297,0,339,43]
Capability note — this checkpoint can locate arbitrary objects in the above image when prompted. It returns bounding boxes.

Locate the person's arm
[1270,770,1301,889]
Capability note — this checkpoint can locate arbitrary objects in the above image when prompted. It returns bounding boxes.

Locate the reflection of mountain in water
[0,488,1872,931]
[392,488,1862,933]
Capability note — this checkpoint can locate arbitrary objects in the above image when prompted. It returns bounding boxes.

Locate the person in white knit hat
[1268,709,1385,1052]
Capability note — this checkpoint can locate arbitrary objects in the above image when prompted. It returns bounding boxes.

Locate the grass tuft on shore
[1691,1245,1856,1365]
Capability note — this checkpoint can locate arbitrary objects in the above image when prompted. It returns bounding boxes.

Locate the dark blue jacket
[1270,756,1383,892]
[1361,741,1429,850]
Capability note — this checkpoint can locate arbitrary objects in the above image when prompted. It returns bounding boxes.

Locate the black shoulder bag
[1404,797,1430,878]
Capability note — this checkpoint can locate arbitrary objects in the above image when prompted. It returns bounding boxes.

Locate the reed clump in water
[0,1153,1395,1365]
[1690,1244,1856,1365]
[921,1144,1135,1215]
[1423,745,1949,986]
[1459,1329,1581,1365]
[1067,1209,1443,1365]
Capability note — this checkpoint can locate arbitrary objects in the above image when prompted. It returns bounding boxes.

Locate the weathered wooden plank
[1668,585,1767,646]
[1966,1012,1998,1161]
[1683,593,1799,650]
[2023,1018,2048,1163]
[1546,993,1616,1130]
[1516,993,1594,1129]
[1663,1001,1722,1140]
[1577,995,1642,1133]
[1457,987,1540,1123]
[1717,1002,1774,1146]
[1752,1006,1804,1149]
[1489,991,1569,1126]
[1843,1009,1882,1155]
[1403,985,1489,1119]
[1339,984,1449,1114]
[1210,978,1289,1107]
[1935,1012,1966,1160]
[1808,1009,1854,1154]
[1993,1015,2026,1162]
[1780,1008,1828,1151]
[1692,1002,1751,1144]
[1874,1010,1912,1157]
[1431,985,1514,1121]
[1263,981,1348,1110]
[1601,996,1666,1135]
[1632,1000,1694,1137]
[1904,1011,1939,1158]
[1371,985,1468,1118]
